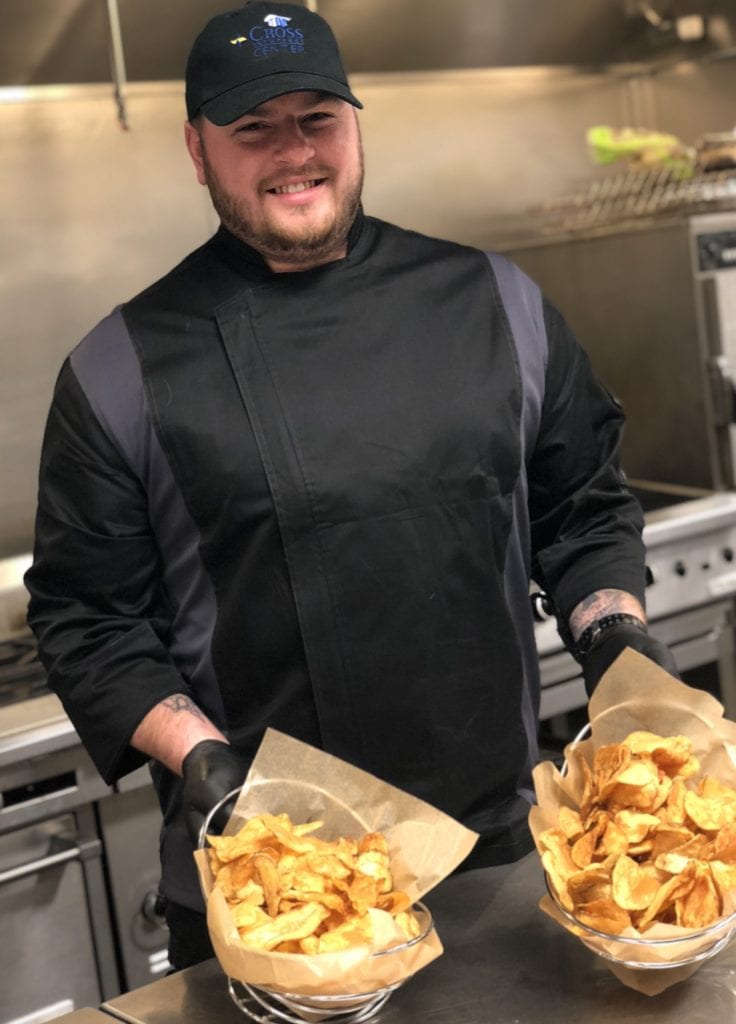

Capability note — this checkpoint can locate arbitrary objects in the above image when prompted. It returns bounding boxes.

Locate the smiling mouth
[267,178,326,195]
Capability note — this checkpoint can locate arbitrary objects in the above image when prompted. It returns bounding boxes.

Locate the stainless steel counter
[0,692,78,767]
[100,853,736,1024]
[52,1010,118,1024]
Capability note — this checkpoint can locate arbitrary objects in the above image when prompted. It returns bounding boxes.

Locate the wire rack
[533,167,736,235]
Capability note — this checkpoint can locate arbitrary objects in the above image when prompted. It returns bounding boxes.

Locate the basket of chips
[530,649,736,993]
[224,902,434,1024]
[194,729,478,1022]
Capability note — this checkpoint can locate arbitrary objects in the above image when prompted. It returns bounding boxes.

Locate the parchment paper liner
[195,728,478,998]
[529,648,736,995]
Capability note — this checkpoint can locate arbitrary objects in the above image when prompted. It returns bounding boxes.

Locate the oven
[0,684,123,1024]
[0,557,169,1024]
[535,487,736,742]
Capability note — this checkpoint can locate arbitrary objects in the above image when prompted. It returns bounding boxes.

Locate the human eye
[302,110,335,129]
[234,120,268,135]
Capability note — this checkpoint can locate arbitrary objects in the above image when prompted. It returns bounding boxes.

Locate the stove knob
[723,547,734,563]
[674,560,687,577]
[141,890,168,927]
[530,591,554,621]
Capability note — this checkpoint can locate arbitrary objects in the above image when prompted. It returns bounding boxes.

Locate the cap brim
[199,72,363,125]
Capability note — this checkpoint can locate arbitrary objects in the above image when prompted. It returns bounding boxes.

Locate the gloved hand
[181,739,246,844]
[580,623,679,697]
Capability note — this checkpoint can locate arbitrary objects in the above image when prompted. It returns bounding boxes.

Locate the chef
[25,1,677,970]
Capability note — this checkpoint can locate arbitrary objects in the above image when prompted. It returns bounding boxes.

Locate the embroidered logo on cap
[264,14,292,28]
[230,13,305,57]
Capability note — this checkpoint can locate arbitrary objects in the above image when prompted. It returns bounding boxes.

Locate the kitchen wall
[2,57,736,556]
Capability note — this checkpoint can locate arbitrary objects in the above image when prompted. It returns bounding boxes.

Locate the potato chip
[635,863,698,931]
[709,860,736,902]
[611,855,662,911]
[567,863,614,905]
[594,743,631,798]
[252,851,281,917]
[239,902,332,950]
[576,897,631,935]
[314,915,372,953]
[571,812,609,868]
[675,863,721,929]
[378,889,412,915]
[542,850,574,911]
[539,828,579,877]
[662,776,688,825]
[714,822,736,863]
[598,818,630,858]
[214,854,257,899]
[649,824,694,860]
[207,813,420,955]
[356,849,393,893]
[699,776,736,807]
[623,731,697,777]
[614,809,661,844]
[684,788,736,832]
[232,902,271,929]
[208,816,274,862]
[558,805,584,842]
[395,909,422,939]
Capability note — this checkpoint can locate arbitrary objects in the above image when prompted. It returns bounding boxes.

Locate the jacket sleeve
[527,298,647,624]
[25,357,193,784]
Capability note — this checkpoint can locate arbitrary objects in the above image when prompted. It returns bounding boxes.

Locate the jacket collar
[212,206,368,280]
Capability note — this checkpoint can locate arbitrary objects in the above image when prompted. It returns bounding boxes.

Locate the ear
[184,120,207,186]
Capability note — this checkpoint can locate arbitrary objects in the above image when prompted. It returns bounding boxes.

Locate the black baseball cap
[185,2,363,125]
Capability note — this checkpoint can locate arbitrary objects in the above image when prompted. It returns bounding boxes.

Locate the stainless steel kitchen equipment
[0,558,169,1024]
[535,486,736,724]
[503,202,736,727]
[99,853,736,1024]
[505,209,736,492]
[0,706,118,1024]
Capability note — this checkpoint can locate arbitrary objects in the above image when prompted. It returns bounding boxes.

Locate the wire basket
[544,872,736,970]
[228,976,398,1024]
[222,904,434,1023]
[545,724,736,969]
[199,789,434,1022]
[226,904,432,1024]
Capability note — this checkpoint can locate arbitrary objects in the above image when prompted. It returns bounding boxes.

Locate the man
[25,1,676,970]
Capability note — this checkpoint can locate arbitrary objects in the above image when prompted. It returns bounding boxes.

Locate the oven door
[0,808,117,1024]
[538,598,736,724]
[0,742,120,1023]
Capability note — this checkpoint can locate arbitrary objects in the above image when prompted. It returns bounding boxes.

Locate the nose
[275,120,316,163]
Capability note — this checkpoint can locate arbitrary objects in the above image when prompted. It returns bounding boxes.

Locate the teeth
[272,180,317,194]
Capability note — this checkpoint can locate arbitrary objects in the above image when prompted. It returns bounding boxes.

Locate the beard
[200,144,364,269]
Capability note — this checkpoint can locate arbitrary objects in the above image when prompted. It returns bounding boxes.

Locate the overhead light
[676,14,706,41]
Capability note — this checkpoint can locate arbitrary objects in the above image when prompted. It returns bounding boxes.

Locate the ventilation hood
[3,0,736,90]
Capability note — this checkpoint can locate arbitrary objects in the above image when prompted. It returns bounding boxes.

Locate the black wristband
[575,613,647,658]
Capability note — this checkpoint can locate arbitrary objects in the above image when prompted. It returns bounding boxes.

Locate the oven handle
[0,845,82,885]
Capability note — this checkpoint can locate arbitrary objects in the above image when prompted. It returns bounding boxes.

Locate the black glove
[580,623,679,697]
[181,739,246,844]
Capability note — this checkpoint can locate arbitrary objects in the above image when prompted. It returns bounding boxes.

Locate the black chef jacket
[26,212,646,911]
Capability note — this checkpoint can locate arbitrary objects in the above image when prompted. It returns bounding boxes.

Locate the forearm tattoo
[161,694,207,721]
[568,588,645,641]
